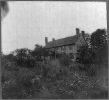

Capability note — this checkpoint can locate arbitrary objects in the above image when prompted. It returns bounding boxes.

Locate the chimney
[76,28,80,36]
[52,38,55,41]
[81,31,85,39]
[45,37,48,45]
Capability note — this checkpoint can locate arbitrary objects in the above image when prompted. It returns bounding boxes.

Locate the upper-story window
[69,45,72,50]
[60,46,62,50]
[64,46,66,50]
[59,47,61,50]
[61,46,63,50]
[62,46,66,50]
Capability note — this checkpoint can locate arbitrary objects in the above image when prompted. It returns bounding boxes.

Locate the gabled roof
[45,35,79,49]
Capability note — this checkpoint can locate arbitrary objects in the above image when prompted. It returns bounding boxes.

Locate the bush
[95,43,108,66]
[16,58,36,68]
[42,59,62,80]
[41,59,70,82]
[85,64,97,77]
[58,54,71,67]
[76,45,96,64]
[2,59,43,99]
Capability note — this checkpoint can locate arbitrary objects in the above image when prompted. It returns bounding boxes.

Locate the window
[64,46,66,50]
[61,46,64,50]
[62,46,66,50]
[59,47,61,50]
[69,45,72,50]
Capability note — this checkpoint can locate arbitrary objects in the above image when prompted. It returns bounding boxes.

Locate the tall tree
[76,45,95,64]
[84,33,91,48]
[76,29,107,65]
[15,48,31,59]
[91,29,107,51]
[31,44,49,61]
[14,48,33,67]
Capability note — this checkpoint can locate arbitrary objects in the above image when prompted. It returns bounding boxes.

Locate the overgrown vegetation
[1,29,108,99]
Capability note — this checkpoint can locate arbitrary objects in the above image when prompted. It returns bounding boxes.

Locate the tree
[91,29,107,51]
[84,33,91,48]
[14,48,35,67]
[91,29,108,65]
[76,29,108,65]
[31,44,49,61]
[94,41,108,66]
[76,33,93,64]
[14,48,31,59]
[76,45,96,64]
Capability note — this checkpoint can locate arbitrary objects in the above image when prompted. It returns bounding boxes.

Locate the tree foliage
[76,45,95,64]
[76,29,108,65]
[95,42,108,65]
[91,29,107,51]
[84,33,91,47]
[14,48,31,59]
[31,44,49,61]
[13,48,35,67]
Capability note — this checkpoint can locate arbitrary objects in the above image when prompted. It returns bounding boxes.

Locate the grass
[1,57,108,99]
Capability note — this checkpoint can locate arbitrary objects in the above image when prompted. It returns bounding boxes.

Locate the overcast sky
[1,1,107,54]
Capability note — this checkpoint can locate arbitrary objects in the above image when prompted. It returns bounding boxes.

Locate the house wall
[47,34,86,61]
[49,44,78,54]
[64,45,77,54]
[75,34,86,47]
[52,45,77,54]
[57,47,62,53]
[64,35,86,54]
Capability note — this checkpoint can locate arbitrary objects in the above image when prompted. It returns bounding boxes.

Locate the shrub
[76,45,96,64]
[58,54,71,67]
[42,59,62,80]
[95,42,108,66]
[95,67,108,91]
[2,60,43,99]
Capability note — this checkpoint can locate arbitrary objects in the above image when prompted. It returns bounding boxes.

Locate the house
[44,28,86,61]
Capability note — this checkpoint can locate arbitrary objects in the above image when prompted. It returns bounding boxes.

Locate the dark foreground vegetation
[1,29,108,99]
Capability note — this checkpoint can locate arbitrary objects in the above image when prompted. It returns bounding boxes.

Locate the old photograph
[1,1,108,99]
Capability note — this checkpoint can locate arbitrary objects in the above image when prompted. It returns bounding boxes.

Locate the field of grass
[1,57,108,99]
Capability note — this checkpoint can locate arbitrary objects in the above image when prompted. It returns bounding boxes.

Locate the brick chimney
[81,31,85,39]
[76,28,80,36]
[45,37,48,45]
[52,38,55,41]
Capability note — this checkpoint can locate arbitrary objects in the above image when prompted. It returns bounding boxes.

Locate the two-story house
[44,28,86,61]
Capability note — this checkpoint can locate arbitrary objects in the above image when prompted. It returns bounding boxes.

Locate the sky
[1,1,107,54]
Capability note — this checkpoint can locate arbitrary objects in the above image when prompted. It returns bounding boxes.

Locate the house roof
[45,35,79,49]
